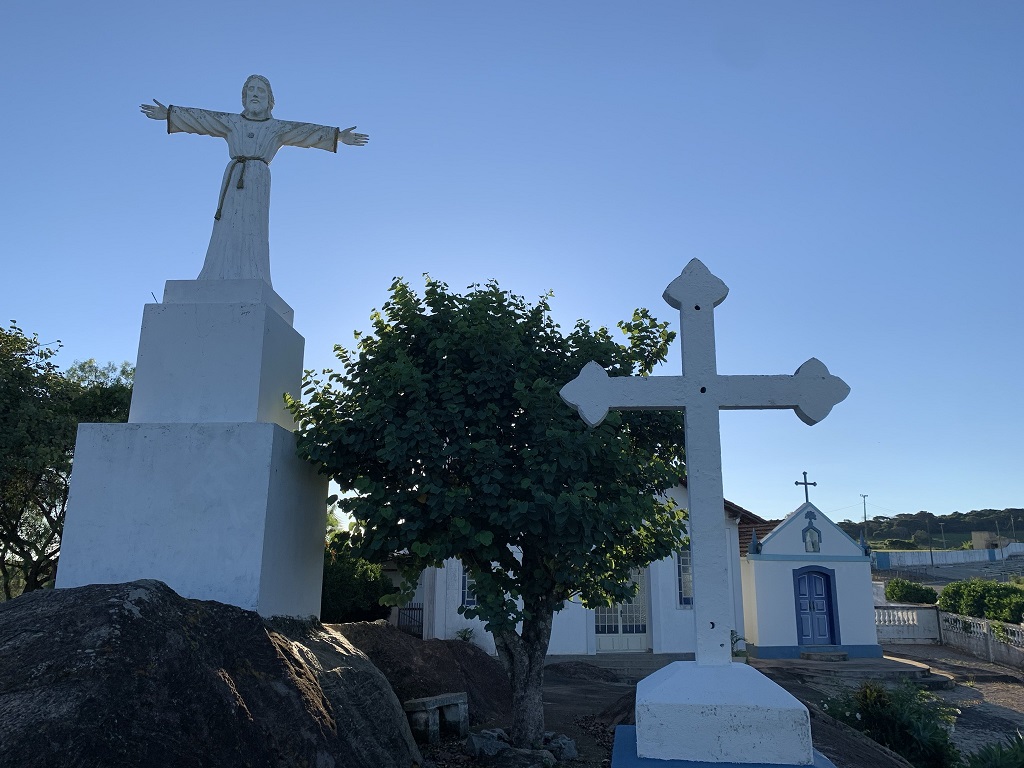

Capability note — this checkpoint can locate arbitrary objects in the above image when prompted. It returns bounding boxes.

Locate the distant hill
[835,508,1023,549]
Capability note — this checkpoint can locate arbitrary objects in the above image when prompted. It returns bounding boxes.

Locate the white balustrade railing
[874,605,940,643]
[936,611,1024,668]
[1003,622,1024,649]
[875,606,1024,669]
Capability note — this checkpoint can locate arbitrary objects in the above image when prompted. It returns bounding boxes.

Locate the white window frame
[461,569,477,608]
[677,547,694,608]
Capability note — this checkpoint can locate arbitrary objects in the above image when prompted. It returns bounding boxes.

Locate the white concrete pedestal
[628,662,823,766]
[129,279,303,429]
[56,279,328,618]
[56,422,327,618]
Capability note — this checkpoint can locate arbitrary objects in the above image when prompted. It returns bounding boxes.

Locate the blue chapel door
[795,571,834,645]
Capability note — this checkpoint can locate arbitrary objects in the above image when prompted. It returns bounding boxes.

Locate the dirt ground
[350,619,1024,768]
[538,644,1024,768]
[541,664,915,768]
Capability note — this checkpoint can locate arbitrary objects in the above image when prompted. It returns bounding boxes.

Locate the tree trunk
[493,604,554,748]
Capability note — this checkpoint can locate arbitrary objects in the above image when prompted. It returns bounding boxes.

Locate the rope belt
[215,156,269,220]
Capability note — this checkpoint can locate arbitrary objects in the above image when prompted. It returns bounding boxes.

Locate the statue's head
[241,75,274,118]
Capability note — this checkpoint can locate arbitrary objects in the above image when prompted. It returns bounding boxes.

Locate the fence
[873,543,1024,570]
[874,605,1024,670]
[875,605,941,644]
[938,611,1024,669]
[397,602,424,638]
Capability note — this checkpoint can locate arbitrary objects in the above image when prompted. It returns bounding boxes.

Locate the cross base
[612,727,836,768]
[633,662,819,765]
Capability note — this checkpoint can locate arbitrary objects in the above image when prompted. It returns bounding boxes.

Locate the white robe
[167,106,339,286]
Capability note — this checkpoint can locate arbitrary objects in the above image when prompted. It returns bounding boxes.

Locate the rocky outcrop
[334,620,513,726]
[0,580,421,768]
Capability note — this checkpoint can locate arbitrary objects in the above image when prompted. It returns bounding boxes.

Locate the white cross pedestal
[561,259,848,767]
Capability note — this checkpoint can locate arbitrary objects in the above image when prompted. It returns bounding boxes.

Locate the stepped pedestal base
[56,421,327,618]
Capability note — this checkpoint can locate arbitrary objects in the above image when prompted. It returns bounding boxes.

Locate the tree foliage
[937,579,1024,623]
[0,323,132,598]
[288,278,687,746]
[321,531,393,624]
[837,508,1024,547]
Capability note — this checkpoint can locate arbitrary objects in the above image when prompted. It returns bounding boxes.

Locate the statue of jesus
[141,75,369,286]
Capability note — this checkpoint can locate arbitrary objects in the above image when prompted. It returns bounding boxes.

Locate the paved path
[882,643,1024,756]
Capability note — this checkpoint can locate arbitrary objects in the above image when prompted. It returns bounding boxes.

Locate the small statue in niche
[804,527,821,553]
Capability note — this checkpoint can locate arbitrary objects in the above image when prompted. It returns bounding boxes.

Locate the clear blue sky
[3,2,1021,526]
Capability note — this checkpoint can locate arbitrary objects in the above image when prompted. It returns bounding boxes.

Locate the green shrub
[886,578,939,605]
[984,585,1024,623]
[962,731,1024,768]
[937,580,968,614]
[937,579,1024,623]
[882,538,918,550]
[320,532,394,623]
[821,682,960,768]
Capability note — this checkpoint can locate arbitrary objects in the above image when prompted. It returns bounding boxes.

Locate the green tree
[288,278,686,747]
[0,323,132,598]
[321,531,393,623]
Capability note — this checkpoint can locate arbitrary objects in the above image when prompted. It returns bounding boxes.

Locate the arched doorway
[793,567,838,646]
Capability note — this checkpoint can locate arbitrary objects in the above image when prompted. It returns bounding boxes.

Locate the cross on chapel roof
[794,471,816,503]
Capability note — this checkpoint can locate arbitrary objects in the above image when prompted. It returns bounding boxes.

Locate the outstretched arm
[142,100,232,139]
[140,99,168,120]
[278,122,369,152]
[340,126,369,146]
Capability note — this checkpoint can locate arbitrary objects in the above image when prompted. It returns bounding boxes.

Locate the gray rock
[466,730,511,757]
[544,733,578,761]
[0,580,421,768]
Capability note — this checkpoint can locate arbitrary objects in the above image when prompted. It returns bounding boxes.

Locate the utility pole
[925,514,934,567]
[939,521,946,549]
[1012,516,1018,543]
[861,494,869,543]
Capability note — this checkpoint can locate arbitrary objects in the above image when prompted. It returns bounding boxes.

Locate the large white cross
[560,258,850,666]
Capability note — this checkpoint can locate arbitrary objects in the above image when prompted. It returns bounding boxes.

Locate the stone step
[918,672,957,690]
[545,653,694,684]
[799,650,849,662]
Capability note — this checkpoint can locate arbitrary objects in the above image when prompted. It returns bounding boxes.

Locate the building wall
[743,557,878,653]
[743,502,880,658]
[548,598,594,654]
[424,559,497,655]
[419,483,746,657]
[430,553,703,656]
